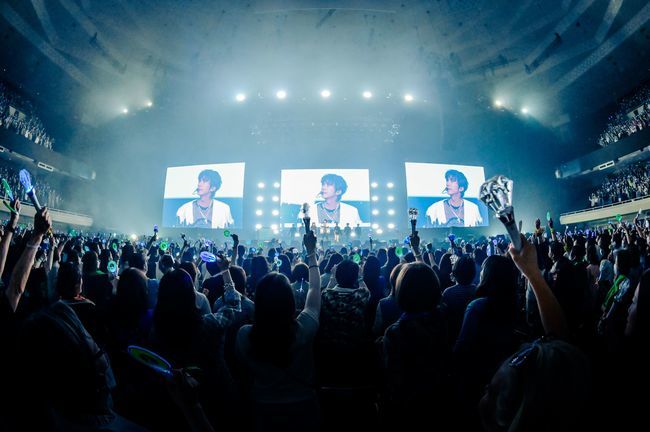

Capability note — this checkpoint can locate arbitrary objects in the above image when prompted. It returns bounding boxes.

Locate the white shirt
[312,202,363,226]
[426,198,483,227]
[176,199,234,229]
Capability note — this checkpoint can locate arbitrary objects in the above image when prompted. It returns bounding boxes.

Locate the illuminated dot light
[387,182,394,188]
[272,196,279,202]
[272,209,279,216]
[273,182,280,188]
[255,224,262,230]
[256,196,264,202]
[351,232,357,237]
[372,209,379,215]
[236,93,246,102]
[320,89,331,98]
[256,210,263,216]
[371,182,378,188]
[387,223,395,229]
[257,182,265,189]
[388,209,395,215]
[387,196,394,202]
[363,91,372,99]
[404,94,414,102]
[146,101,153,107]
[271,224,278,230]
[122,108,129,114]
[376,229,384,234]
[521,107,529,114]
[276,90,287,99]
[371,223,379,230]
[371,196,379,202]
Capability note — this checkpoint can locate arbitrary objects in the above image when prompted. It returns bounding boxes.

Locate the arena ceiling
[1,0,650,128]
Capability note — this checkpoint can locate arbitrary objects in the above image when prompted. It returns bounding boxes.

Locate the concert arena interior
[1,1,649,430]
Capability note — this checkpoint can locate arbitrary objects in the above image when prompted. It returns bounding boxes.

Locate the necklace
[447,199,464,210]
[196,201,212,221]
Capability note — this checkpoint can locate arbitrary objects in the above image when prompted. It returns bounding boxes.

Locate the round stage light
[387,196,394,202]
[376,229,384,235]
[273,182,280,188]
[387,223,395,229]
[388,209,395,215]
[494,99,503,107]
[294,232,300,237]
[521,107,529,114]
[404,94,414,102]
[272,209,279,216]
[372,209,379,216]
[371,223,379,230]
[255,224,262,230]
[272,196,279,202]
[271,224,278,230]
[351,232,357,237]
[276,90,287,99]
[387,182,394,188]
[146,101,153,107]
[371,196,379,202]
[363,91,372,99]
[256,196,264,202]
[236,93,246,102]
[122,108,129,114]
[320,89,331,98]
[257,182,265,189]
[130,234,137,240]
[256,209,263,216]
[371,182,378,188]
[273,229,280,234]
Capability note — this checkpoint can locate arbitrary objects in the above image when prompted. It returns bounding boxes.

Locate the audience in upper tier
[0,160,63,209]
[588,159,649,207]
[0,193,649,431]
[0,81,55,150]
[598,82,650,147]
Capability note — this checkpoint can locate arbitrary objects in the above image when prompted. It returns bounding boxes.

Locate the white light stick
[479,175,522,251]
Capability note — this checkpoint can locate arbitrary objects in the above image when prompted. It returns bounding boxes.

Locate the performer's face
[446,177,463,196]
[197,177,215,197]
[321,182,340,200]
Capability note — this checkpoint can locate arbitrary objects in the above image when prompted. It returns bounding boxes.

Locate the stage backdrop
[405,162,490,228]
[162,162,245,229]
[281,169,371,227]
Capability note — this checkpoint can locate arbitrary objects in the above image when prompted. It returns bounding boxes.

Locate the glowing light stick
[200,251,217,263]
[408,208,418,235]
[19,169,42,210]
[107,260,117,273]
[160,241,169,251]
[127,345,172,377]
[2,178,13,201]
[352,253,361,264]
[479,175,522,251]
[396,246,404,257]
[301,203,311,233]
[546,211,551,222]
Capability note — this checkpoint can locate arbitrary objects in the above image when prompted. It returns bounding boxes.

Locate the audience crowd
[598,83,650,147]
[0,81,55,150]
[588,159,649,207]
[0,160,63,209]
[0,196,648,431]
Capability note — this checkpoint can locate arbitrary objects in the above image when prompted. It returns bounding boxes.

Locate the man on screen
[176,169,234,228]
[314,173,363,226]
[426,169,482,227]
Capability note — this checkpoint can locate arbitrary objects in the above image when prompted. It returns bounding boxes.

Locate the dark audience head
[452,255,477,285]
[291,262,309,283]
[81,251,99,275]
[114,268,149,325]
[389,262,405,296]
[395,262,441,313]
[335,259,360,288]
[476,255,519,319]
[56,262,82,300]
[128,251,147,272]
[154,269,201,348]
[251,272,296,367]
[586,245,600,266]
[178,261,198,283]
[626,269,650,340]
[158,254,175,274]
[278,254,292,279]
[615,248,634,277]
[325,253,343,273]
[438,252,453,276]
[363,255,381,282]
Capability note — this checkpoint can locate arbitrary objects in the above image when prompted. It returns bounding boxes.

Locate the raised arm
[230,234,239,265]
[6,208,52,312]
[410,231,424,263]
[509,234,568,338]
[0,198,20,278]
[303,229,321,316]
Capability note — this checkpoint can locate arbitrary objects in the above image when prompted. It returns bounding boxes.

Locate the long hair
[278,254,292,280]
[114,268,149,327]
[153,269,201,353]
[247,256,270,296]
[476,255,519,323]
[324,253,343,274]
[363,255,382,293]
[250,272,296,367]
[395,263,441,313]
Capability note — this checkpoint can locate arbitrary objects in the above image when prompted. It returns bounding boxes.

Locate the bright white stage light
[272,196,279,202]
[404,94,414,102]
[255,224,262,230]
[494,99,503,107]
[351,232,357,237]
[372,209,379,216]
[256,210,263,216]
[320,89,331,98]
[371,182,378,188]
[387,182,394,188]
[371,223,379,230]
[371,196,379,202]
[376,229,384,235]
[273,229,280,235]
[387,196,394,202]
[271,224,278,230]
[521,107,529,114]
[363,91,372,99]
[130,234,137,240]
[388,209,395,215]
[276,90,287,99]
[256,196,264,202]
[273,182,280,188]
[294,232,300,237]
[387,223,395,229]
[257,182,265,189]
[122,108,129,114]
[146,101,153,107]
[272,209,279,216]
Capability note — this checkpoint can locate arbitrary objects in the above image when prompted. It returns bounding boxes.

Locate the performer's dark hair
[445,169,468,197]
[321,173,347,201]
[198,169,222,197]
